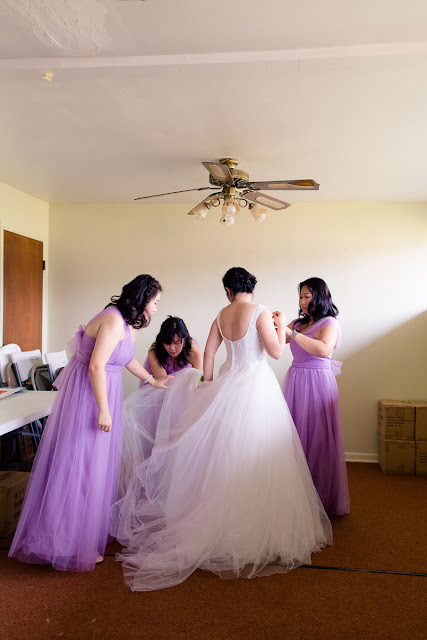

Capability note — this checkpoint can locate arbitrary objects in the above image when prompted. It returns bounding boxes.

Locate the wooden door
[3,231,43,352]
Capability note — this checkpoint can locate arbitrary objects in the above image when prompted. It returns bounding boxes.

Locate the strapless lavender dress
[283,317,350,516]
[9,306,135,571]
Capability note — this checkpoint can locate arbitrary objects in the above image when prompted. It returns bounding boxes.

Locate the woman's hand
[151,375,175,390]
[272,311,286,330]
[98,409,112,432]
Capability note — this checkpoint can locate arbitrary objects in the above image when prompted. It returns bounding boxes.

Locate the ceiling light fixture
[188,198,214,221]
[249,203,268,222]
[136,157,318,226]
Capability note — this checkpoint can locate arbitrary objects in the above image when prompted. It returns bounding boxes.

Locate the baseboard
[345,452,378,463]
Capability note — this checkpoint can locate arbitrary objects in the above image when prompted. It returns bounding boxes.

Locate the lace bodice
[216,305,267,374]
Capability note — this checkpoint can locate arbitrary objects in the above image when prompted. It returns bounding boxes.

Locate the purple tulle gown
[9,306,135,572]
[283,317,350,516]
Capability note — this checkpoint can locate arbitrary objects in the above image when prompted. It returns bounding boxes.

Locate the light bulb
[222,199,240,218]
[224,217,235,226]
[220,215,235,226]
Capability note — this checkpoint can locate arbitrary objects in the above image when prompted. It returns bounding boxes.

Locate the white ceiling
[1,0,427,204]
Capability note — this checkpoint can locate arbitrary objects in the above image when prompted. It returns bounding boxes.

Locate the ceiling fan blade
[249,179,319,191]
[202,162,233,184]
[134,187,213,201]
[243,191,290,210]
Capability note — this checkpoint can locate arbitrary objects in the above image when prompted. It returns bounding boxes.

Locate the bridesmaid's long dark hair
[297,277,338,327]
[108,274,162,329]
[152,316,192,369]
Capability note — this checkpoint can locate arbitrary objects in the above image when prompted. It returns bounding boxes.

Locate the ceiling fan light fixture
[249,203,268,222]
[222,198,240,218]
[190,201,211,221]
[220,215,236,226]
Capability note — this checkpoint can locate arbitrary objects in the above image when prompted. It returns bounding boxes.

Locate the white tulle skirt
[111,364,332,591]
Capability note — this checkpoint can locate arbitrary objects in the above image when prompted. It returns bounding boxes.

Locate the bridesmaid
[120,316,202,494]
[9,274,172,572]
[142,316,202,381]
[283,277,350,516]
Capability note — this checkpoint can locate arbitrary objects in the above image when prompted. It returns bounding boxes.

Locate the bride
[111,267,332,591]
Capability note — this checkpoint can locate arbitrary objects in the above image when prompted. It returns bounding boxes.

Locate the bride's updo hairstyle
[108,274,162,329]
[297,277,338,325]
[222,267,257,297]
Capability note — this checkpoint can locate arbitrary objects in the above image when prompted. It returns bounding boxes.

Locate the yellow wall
[0,181,49,352]
[48,201,427,461]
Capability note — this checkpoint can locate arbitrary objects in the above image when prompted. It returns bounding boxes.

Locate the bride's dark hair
[296,277,338,327]
[152,316,192,369]
[107,274,162,329]
[222,267,257,295]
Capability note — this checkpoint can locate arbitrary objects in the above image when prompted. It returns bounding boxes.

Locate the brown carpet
[1,463,426,640]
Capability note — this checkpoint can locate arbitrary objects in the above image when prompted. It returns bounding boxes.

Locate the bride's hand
[272,311,286,330]
[152,375,175,390]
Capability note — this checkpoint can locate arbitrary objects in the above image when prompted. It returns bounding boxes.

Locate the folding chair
[0,344,21,387]
[10,350,43,388]
[44,350,69,379]
[31,365,54,391]
[8,350,45,458]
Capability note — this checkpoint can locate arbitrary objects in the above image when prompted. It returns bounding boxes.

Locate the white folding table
[0,391,57,437]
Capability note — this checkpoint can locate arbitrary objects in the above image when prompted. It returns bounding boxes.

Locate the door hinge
[43,260,46,271]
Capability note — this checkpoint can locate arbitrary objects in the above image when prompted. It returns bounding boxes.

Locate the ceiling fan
[135,158,319,225]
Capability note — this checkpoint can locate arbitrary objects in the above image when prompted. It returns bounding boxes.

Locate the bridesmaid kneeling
[283,277,350,516]
[120,316,202,494]
[143,315,202,381]
[9,275,172,572]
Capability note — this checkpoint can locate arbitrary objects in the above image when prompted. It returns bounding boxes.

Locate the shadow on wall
[339,310,427,461]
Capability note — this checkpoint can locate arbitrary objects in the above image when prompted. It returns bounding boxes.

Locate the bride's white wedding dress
[111,305,332,591]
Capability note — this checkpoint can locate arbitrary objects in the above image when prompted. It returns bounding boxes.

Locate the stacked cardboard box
[378,400,427,475]
[0,470,30,537]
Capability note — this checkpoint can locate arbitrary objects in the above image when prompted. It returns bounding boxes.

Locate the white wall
[48,201,427,460]
[0,181,49,352]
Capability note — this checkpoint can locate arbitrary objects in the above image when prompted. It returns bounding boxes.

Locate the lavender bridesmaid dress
[9,306,135,572]
[283,317,350,516]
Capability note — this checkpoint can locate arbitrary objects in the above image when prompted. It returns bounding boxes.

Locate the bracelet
[145,374,153,384]
[291,330,299,340]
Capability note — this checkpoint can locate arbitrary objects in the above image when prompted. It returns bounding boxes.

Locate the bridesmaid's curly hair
[107,275,162,329]
[296,277,338,327]
[152,316,192,369]
[222,267,257,296]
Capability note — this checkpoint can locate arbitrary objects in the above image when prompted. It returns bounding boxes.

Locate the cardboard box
[410,401,427,442]
[378,400,415,441]
[378,434,415,475]
[415,441,427,476]
[0,470,30,537]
